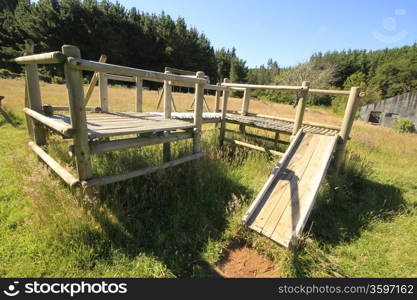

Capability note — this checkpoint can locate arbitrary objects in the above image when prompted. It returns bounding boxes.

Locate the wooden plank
[241,88,251,116]
[106,73,136,82]
[270,134,337,246]
[249,133,319,234]
[224,138,283,156]
[193,71,205,153]
[83,152,204,187]
[222,82,302,92]
[98,72,109,112]
[136,77,143,112]
[243,130,304,224]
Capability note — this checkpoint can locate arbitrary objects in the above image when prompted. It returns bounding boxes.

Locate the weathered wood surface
[244,131,338,247]
[23,107,74,136]
[223,138,283,156]
[46,112,195,138]
[28,141,79,186]
[15,51,66,65]
[225,114,339,136]
[84,55,107,105]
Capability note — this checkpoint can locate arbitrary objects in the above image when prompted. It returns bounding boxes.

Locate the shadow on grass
[285,152,407,277]
[86,143,251,277]
[0,109,22,127]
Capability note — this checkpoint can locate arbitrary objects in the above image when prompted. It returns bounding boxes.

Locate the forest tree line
[1,0,416,108]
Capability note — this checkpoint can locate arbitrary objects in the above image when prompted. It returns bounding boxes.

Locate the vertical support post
[135,77,143,112]
[214,83,221,112]
[163,71,172,118]
[62,45,92,181]
[334,86,362,172]
[241,88,251,116]
[193,71,205,153]
[24,40,47,146]
[98,72,108,112]
[23,40,35,137]
[219,78,229,146]
[291,81,310,139]
[84,54,107,105]
[162,71,172,161]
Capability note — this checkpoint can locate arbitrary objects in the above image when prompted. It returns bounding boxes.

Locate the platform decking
[225,114,339,136]
[243,131,338,247]
[47,112,195,138]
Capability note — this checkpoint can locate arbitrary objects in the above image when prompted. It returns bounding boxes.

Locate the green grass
[0,105,416,277]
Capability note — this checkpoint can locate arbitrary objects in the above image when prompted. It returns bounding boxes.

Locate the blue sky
[117,0,416,67]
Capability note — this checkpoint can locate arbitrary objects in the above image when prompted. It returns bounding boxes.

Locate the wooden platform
[49,112,195,139]
[149,112,222,123]
[225,114,339,135]
[243,131,338,247]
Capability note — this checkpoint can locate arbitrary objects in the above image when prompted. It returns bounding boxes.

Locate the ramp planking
[243,130,338,247]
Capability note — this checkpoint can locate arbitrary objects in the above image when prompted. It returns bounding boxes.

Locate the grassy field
[0,78,416,277]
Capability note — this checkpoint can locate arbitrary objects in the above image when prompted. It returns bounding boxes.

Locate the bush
[393,118,416,133]
[52,76,64,84]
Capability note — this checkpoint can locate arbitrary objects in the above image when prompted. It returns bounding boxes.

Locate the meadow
[0,78,416,277]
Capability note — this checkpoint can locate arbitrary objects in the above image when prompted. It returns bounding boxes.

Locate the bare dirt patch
[214,245,278,278]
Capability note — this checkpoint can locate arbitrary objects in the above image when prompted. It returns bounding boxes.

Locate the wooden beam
[164,66,195,76]
[193,71,205,153]
[15,51,66,65]
[62,45,93,181]
[334,86,362,171]
[224,138,283,156]
[241,88,251,116]
[222,82,302,92]
[105,73,136,82]
[24,42,47,146]
[136,77,143,112]
[163,71,172,162]
[90,132,192,154]
[219,78,229,146]
[98,72,109,112]
[23,108,74,136]
[292,81,310,137]
[67,57,208,84]
[83,152,205,187]
[29,142,79,186]
[43,105,100,114]
[84,54,107,105]
[309,88,351,96]
[214,83,221,112]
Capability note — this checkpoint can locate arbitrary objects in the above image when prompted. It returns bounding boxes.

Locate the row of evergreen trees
[0,0,248,83]
[1,0,416,104]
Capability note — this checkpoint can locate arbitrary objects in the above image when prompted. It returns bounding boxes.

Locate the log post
[24,40,46,146]
[193,71,205,153]
[162,71,172,161]
[241,88,251,116]
[214,83,221,112]
[219,78,229,146]
[23,40,35,137]
[84,54,107,105]
[163,71,172,118]
[135,77,143,112]
[291,81,310,139]
[98,72,109,112]
[62,45,92,181]
[334,86,362,172]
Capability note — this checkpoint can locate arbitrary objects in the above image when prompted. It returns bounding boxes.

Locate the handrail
[222,82,303,92]
[15,51,66,64]
[67,57,208,84]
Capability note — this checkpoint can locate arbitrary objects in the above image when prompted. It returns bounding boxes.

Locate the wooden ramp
[243,130,338,247]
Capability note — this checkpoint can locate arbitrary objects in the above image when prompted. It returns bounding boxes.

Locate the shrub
[52,76,64,84]
[393,118,416,133]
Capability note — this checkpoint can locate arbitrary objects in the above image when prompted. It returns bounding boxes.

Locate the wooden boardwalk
[243,131,338,247]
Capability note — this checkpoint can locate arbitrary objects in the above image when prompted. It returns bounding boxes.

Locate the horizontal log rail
[28,142,79,186]
[105,73,137,82]
[24,107,74,136]
[90,132,192,154]
[222,82,303,92]
[224,137,283,156]
[15,51,66,64]
[43,105,101,114]
[67,57,208,84]
[83,152,205,187]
